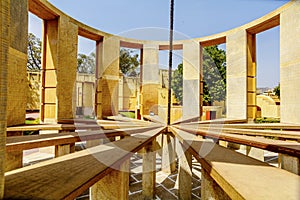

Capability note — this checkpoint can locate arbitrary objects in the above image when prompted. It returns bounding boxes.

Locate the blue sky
[29,0,289,88]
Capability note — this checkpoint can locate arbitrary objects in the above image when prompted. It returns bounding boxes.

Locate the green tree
[27,33,42,71]
[171,45,226,105]
[77,52,96,74]
[119,48,140,76]
[273,83,280,98]
[203,45,226,105]
[171,63,183,104]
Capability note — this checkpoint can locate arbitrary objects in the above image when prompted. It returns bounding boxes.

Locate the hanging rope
[167,0,174,125]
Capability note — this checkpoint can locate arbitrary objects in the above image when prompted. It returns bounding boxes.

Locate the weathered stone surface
[280,1,300,124]
[226,30,247,120]
[41,16,78,122]
[90,160,129,200]
[142,44,159,117]
[183,41,200,121]
[7,0,28,126]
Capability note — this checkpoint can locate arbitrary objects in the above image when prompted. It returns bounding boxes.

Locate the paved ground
[128,154,201,200]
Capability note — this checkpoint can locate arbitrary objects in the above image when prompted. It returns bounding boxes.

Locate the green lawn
[119,111,135,119]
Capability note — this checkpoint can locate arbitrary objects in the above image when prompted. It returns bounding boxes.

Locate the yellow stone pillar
[280,1,300,124]
[226,30,247,120]
[182,41,200,121]
[55,143,75,157]
[141,44,159,117]
[246,146,264,162]
[161,132,176,173]
[96,37,120,118]
[247,33,257,121]
[142,140,156,199]
[90,159,130,200]
[0,0,10,197]
[177,142,192,200]
[41,16,78,123]
[7,0,28,126]
[201,168,231,200]
[95,39,103,119]
[278,154,300,175]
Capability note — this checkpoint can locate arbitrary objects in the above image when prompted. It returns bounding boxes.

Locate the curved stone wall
[5,0,300,124]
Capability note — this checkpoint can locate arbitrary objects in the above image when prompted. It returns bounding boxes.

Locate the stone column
[280,1,300,124]
[182,41,200,121]
[90,159,130,200]
[7,0,28,126]
[247,33,257,121]
[278,154,300,175]
[177,142,192,200]
[246,146,264,162]
[226,30,247,120]
[0,0,10,197]
[201,168,231,200]
[141,44,159,117]
[142,140,156,199]
[98,37,120,118]
[95,40,103,119]
[41,16,78,123]
[161,132,176,173]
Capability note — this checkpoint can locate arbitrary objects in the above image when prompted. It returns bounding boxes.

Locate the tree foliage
[171,45,226,105]
[171,63,183,104]
[77,52,96,74]
[202,45,226,104]
[273,83,280,98]
[27,33,42,71]
[119,48,140,77]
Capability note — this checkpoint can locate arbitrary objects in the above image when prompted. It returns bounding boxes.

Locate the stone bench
[171,127,300,200]
[174,124,300,175]
[4,127,164,199]
[5,125,163,171]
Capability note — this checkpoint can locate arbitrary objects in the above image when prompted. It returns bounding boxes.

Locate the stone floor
[128,154,201,200]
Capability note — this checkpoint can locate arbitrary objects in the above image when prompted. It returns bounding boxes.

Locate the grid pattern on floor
[129,154,202,200]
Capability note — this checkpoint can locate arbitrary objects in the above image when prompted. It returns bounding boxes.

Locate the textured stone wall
[7,0,28,126]
[280,1,300,124]
[142,44,159,116]
[100,37,120,118]
[182,41,200,120]
[0,0,9,197]
[56,16,78,122]
[41,19,58,122]
[41,16,78,123]
[226,30,247,120]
